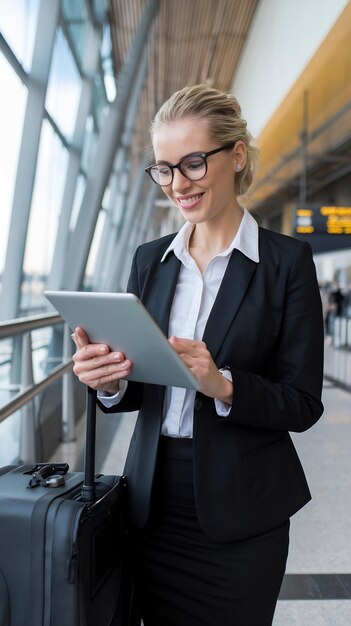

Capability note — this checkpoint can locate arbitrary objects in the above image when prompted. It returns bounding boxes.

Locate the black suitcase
[0,387,135,626]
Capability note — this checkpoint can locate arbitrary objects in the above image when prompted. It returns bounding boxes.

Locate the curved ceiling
[109,0,258,159]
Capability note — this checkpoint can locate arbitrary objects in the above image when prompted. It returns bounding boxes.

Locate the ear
[231,140,247,172]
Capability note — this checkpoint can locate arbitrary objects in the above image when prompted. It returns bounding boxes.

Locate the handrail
[0,313,76,455]
[0,359,73,424]
[0,312,62,338]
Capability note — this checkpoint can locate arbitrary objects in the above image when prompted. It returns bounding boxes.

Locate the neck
[189,204,243,257]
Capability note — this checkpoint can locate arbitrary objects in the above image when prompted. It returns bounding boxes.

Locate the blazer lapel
[145,250,181,336]
[202,249,257,362]
[144,251,181,405]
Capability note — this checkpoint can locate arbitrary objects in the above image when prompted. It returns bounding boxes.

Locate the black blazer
[99,226,324,542]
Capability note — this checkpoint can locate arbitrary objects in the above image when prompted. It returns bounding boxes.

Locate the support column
[0,0,60,321]
[126,182,158,259]
[92,49,149,291]
[136,184,159,245]
[282,201,294,236]
[299,90,309,206]
[98,164,131,292]
[106,156,149,292]
[61,0,159,291]
[47,25,100,291]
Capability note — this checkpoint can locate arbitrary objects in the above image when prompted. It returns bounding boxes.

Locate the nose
[172,167,192,192]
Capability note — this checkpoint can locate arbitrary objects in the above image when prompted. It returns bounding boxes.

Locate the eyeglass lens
[150,154,206,186]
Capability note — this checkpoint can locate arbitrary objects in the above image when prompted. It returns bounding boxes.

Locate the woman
[72,84,324,626]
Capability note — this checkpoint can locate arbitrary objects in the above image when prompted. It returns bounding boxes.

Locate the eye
[182,157,205,171]
[153,165,171,177]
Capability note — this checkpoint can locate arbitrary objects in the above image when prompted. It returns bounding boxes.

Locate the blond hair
[151,84,258,196]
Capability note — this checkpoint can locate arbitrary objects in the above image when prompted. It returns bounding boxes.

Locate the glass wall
[22,120,69,312]
[0,0,39,71]
[61,0,89,67]
[45,28,82,141]
[0,0,121,464]
[0,0,120,319]
[0,56,27,285]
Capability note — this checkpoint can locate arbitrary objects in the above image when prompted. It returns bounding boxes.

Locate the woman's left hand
[169,336,233,404]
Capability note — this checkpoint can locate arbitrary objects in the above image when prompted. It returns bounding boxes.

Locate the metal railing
[332,314,351,351]
[0,313,75,463]
[323,313,351,393]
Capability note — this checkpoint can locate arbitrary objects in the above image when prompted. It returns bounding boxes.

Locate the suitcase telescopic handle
[81,386,97,502]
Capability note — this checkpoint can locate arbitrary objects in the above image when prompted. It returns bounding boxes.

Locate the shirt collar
[160,208,260,264]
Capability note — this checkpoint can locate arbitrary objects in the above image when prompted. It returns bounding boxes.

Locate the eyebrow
[155,151,207,165]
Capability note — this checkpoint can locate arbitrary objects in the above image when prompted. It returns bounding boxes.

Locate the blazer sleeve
[219,242,324,433]
[97,247,143,414]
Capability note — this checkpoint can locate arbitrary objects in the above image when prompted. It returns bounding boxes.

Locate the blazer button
[194,398,203,411]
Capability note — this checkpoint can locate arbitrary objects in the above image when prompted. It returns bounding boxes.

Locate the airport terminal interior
[1,1,351,624]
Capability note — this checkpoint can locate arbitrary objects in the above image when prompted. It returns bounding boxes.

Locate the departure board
[294,206,351,235]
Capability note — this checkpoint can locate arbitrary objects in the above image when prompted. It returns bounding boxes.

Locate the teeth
[178,194,202,206]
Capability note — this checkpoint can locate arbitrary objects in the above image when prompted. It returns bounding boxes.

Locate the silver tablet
[44,291,199,390]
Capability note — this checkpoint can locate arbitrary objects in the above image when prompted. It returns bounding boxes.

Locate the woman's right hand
[71,326,132,394]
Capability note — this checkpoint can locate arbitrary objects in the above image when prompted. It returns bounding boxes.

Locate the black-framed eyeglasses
[145,143,235,187]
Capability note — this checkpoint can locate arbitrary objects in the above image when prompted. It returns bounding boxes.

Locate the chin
[182,213,205,225]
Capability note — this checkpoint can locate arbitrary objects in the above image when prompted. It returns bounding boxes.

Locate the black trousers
[130,436,289,626]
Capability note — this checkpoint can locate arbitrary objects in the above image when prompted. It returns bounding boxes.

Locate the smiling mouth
[177,193,204,206]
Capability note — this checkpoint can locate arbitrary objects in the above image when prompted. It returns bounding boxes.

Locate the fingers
[73,348,129,375]
[169,336,210,374]
[71,328,132,391]
[72,351,132,390]
[169,337,208,371]
[169,336,226,399]
[169,336,206,354]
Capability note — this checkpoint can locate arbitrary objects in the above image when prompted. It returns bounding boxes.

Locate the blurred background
[0,2,351,622]
[1,0,351,317]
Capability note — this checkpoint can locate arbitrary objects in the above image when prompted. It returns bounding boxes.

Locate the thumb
[71,326,90,349]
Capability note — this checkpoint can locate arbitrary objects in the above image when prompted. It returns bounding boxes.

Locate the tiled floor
[273,380,351,625]
[273,600,351,626]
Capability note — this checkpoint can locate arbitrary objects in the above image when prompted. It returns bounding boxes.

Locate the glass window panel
[84,210,106,289]
[62,0,89,68]
[0,338,13,409]
[31,326,54,381]
[81,114,98,173]
[101,23,116,102]
[45,28,82,140]
[22,120,69,313]
[0,335,20,463]
[69,173,86,231]
[62,0,88,21]
[92,73,108,129]
[0,412,20,464]
[0,54,27,283]
[0,0,39,70]
[67,22,89,67]
[0,323,55,464]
